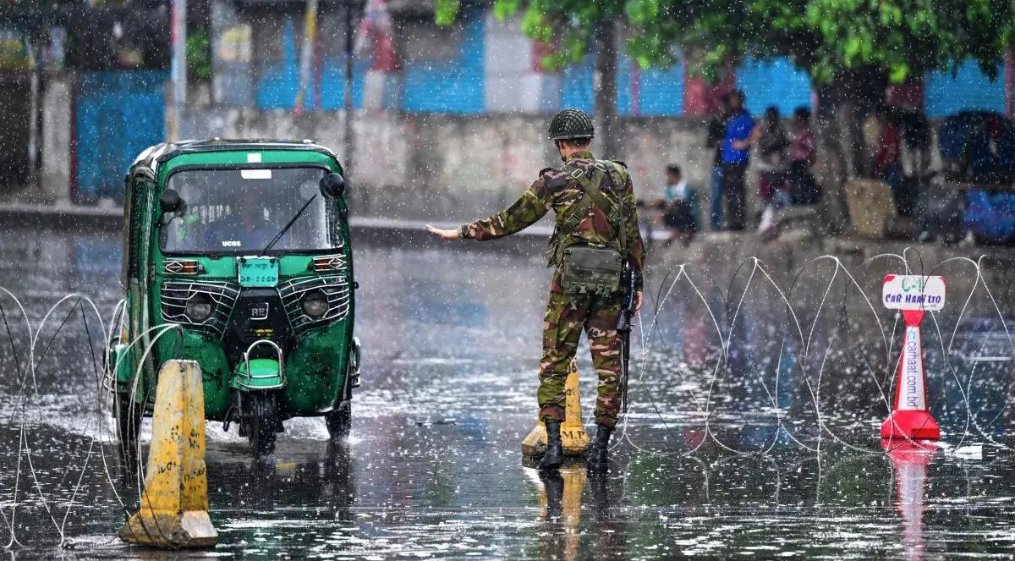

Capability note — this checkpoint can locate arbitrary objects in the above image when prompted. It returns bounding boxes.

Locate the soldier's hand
[426,225,461,240]
[634,291,643,313]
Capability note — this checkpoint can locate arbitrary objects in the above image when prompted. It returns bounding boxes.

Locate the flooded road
[1,225,1015,559]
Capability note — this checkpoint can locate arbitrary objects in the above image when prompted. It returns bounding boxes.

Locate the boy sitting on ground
[654,165,700,247]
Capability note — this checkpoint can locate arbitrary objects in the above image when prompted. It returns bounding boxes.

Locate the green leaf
[493,0,520,21]
[844,37,860,61]
[888,63,909,83]
[434,0,460,26]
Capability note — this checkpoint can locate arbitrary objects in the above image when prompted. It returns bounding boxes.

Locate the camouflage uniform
[459,150,645,427]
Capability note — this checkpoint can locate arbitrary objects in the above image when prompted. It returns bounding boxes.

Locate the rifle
[617,261,636,415]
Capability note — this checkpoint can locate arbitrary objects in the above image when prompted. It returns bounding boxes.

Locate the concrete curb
[0,203,123,230]
[0,202,557,236]
[3,203,1015,266]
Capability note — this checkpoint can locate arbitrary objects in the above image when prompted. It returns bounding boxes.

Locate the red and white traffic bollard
[880,275,945,441]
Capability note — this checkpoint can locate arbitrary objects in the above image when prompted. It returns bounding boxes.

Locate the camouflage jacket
[459,150,645,292]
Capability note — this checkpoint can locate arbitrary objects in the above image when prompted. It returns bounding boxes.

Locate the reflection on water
[533,466,585,561]
[884,442,936,561]
[533,466,631,561]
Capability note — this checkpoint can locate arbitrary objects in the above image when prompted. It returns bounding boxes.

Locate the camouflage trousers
[538,290,623,427]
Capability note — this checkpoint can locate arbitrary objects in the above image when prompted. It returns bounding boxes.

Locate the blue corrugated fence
[75,70,167,204]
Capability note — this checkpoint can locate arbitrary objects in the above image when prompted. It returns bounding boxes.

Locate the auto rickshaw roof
[159,139,339,162]
[129,139,342,180]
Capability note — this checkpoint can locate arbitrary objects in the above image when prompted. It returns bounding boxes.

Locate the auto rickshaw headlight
[185,294,214,322]
[301,290,329,318]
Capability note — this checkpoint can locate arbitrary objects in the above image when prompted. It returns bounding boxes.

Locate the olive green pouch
[560,245,623,296]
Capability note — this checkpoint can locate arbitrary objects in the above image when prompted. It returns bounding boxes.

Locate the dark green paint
[234,358,285,390]
[112,140,357,427]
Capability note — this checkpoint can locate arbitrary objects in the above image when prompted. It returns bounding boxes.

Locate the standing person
[759,106,819,239]
[656,164,699,247]
[755,107,790,238]
[706,95,731,230]
[788,106,819,205]
[873,105,902,196]
[425,109,645,472]
[895,107,931,215]
[755,106,789,205]
[720,90,755,231]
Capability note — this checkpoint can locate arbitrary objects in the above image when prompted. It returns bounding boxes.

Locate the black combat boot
[587,424,613,472]
[539,420,563,470]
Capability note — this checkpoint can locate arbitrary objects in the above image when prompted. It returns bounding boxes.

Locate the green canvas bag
[559,244,624,296]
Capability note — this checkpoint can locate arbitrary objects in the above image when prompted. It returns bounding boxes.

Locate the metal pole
[343,2,354,176]
[295,0,319,113]
[170,0,187,141]
[28,37,39,192]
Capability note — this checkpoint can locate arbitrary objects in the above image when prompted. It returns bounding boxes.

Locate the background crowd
[650,92,1015,246]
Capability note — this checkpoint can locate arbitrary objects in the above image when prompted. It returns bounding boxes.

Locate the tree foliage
[436,0,1015,84]
[187,28,212,83]
[437,0,632,69]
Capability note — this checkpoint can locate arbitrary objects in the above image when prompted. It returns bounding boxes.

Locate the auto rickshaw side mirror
[320,173,346,198]
[160,189,183,214]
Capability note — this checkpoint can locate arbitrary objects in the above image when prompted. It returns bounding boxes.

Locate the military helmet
[548,108,594,141]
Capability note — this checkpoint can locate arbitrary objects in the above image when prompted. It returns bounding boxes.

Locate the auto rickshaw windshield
[160,167,339,254]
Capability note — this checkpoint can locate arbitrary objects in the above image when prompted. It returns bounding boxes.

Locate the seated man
[655,165,699,247]
[204,199,279,251]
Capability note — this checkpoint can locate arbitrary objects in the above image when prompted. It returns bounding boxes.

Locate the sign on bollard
[881,275,945,441]
[882,275,946,311]
[521,359,591,459]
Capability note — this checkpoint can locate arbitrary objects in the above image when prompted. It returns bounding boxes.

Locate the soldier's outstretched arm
[427,179,552,241]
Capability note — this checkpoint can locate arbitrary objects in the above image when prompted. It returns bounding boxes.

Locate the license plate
[238,257,279,288]
[249,303,269,320]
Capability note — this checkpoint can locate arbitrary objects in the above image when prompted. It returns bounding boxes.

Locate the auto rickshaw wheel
[114,392,142,465]
[325,401,351,440]
[246,393,279,456]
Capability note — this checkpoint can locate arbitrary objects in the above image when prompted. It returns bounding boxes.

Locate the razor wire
[613,249,1015,458]
[0,288,186,549]
[0,249,1013,548]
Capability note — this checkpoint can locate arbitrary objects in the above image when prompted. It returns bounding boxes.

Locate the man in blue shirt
[720,90,755,231]
[705,94,731,230]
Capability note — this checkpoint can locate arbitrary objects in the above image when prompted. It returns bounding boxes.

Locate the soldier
[427,109,645,471]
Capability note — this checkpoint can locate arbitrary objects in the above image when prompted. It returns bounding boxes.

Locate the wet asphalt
[1,224,1015,560]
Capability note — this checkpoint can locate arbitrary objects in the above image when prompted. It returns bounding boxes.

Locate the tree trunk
[813,97,849,233]
[813,67,888,233]
[594,19,618,159]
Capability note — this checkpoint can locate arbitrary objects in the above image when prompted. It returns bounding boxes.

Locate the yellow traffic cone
[522,358,591,457]
[119,360,218,548]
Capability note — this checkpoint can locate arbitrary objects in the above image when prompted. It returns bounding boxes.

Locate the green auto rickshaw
[105,139,360,457]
